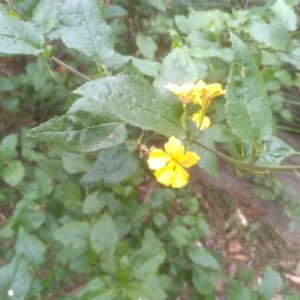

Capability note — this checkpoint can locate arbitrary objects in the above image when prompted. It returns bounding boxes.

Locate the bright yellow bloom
[164,83,198,107]
[148,137,200,188]
[191,113,211,130]
[194,81,225,109]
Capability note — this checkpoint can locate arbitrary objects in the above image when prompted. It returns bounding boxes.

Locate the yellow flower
[148,137,200,188]
[164,83,198,107]
[191,112,211,130]
[194,80,225,109]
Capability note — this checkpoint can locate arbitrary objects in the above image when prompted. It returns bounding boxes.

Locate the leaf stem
[51,56,91,82]
[188,137,300,173]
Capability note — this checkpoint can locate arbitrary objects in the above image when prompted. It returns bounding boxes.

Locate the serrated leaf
[59,0,128,69]
[81,144,138,183]
[248,19,294,51]
[153,48,198,88]
[54,222,91,249]
[256,136,297,165]
[192,266,215,295]
[188,246,219,270]
[191,129,218,179]
[3,161,25,187]
[127,282,158,300]
[27,97,127,154]
[0,10,44,55]
[91,212,118,254]
[258,266,282,298]
[75,76,184,137]
[32,0,61,34]
[270,0,297,31]
[15,227,46,266]
[226,33,273,145]
[0,256,31,300]
[131,246,166,279]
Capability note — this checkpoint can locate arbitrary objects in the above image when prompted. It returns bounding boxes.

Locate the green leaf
[228,284,252,300]
[15,227,46,266]
[105,5,127,18]
[115,256,131,287]
[188,246,219,270]
[81,144,138,183]
[127,281,159,300]
[59,0,128,69]
[62,181,81,210]
[129,57,161,78]
[226,33,273,145]
[278,47,300,70]
[248,19,294,51]
[256,136,297,165]
[192,266,215,296]
[192,129,218,179]
[62,153,92,174]
[32,0,61,34]
[136,33,157,60]
[3,161,25,187]
[91,212,118,254]
[82,191,106,214]
[0,256,31,300]
[169,225,192,247]
[27,97,127,154]
[0,10,44,55]
[270,0,297,31]
[0,133,18,161]
[54,222,91,249]
[131,246,166,279]
[258,266,282,298]
[153,48,198,88]
[147,0,166,12]
[75,75,184,137]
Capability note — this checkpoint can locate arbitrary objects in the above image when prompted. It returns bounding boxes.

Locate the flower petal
[171,165,190,188]
[177,151,200,168]
[154,163,175,186]
[148,149,171,170]
[164,136,184,159]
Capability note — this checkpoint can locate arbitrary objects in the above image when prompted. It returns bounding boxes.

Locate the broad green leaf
[81,144,138,183]
[59,0,128,69]
[169,225,192,247]
[0,10,44,55]
[0,256,31,300]
[192,266,215,296]
[248,19,294,51]
[32,0,61,34]
[258,266,282,298]
[0,133,18,161]
[3,161,25,187]
[256,136,298,165]
[153,48,198,88]
[131,246,166,279]
[188,246,219,270]
[192,129,218,179]
[62,181,81,210]
[82,191,106,214]
[228,284,252,300]
[127,281,158,300]
[62,153,92,174]
[15,227,46,266]
[75,76,184,137]
[147,0,166,12]
[270,0,297,31]
[129,57,161,78]
[91,212,118,254]
[54,222,91,249]
[136,33,157,60]
[27,97,127,154]
[226,33,273,145]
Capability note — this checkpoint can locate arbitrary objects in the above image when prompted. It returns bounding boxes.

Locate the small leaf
[62,181,81,210]
[270,0,297,31]
[54,222,91,249]
[0,133,18,160]
[129,57,161,78]
[278,47,300,70]
[249,19,294,51]
[91,212,119,254]
[136,33,157,60]
[127,281,159,300]
[105,5,127,18]
[188,246,219,270]
[82,191,106,214]
[59,0,128,69]
[81,144,138,183]
[226,33,273,145]
[153,48,198,88]
[0,256,31,300]
[15,227,46,266]
[147,0,166,12]
[27,97,127,154]
[192,266,215,296]
[75,75,184,137]
[0,10,44,55]
[258,266,282,298]
[169,225,192,247]
[3,161,25,187]
[228,284,252,300]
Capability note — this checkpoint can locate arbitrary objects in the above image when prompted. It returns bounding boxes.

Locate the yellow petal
[148,149,171,170]
[154,163,176,187]
[164,136,184,159]
[177,151,200,168]
[200,116,211,130]
[171,165,190,188]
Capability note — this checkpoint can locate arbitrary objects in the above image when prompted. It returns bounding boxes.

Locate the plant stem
[51,56,91,82]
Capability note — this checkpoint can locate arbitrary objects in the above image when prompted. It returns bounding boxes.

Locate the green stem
[290,30,300,37]
[51,56,91,82]
[188,137,300,173]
